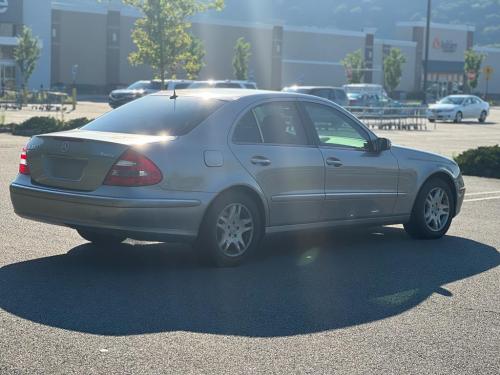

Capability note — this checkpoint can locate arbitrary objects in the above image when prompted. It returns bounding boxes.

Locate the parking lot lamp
[422,0,432,104]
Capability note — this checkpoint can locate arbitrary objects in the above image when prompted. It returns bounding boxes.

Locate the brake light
[19,145,30,175]
[103,149,162,186]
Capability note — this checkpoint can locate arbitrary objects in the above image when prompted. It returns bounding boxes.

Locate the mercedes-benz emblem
[61,141,70,153]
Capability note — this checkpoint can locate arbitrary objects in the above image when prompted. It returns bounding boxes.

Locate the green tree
[383,48,406,95]
[341,49,365,83]
[464,49,485,91]
[13,26,41,89]
[232,37,252,80]
[183,37,205,80]
[123,0,224,88]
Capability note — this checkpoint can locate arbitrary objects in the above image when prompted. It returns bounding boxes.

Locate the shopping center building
[1,0,499,97]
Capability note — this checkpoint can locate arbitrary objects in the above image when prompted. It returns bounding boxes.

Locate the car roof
[151,88,322,102]
[192,80,255,84]
[286,86,344,90]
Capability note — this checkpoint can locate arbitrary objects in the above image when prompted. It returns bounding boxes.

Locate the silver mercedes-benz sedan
[10,89,465,266]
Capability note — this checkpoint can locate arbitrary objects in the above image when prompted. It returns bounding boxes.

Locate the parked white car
[427,95,489,123]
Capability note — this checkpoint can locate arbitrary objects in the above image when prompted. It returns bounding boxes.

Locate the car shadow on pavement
[0,226,498,337]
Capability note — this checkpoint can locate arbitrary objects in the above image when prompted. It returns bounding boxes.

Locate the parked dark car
[189,80,258,89]
[282,86,348,107]
[347,93,402,108]
[108,80,191,108]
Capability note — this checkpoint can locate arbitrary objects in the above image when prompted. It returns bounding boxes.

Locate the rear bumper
[10,182,212,242]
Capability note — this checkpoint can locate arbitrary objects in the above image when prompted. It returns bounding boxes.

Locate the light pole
[422,0,432,104]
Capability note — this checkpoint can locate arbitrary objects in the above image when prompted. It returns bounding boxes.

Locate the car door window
[303,102,369,149]
[232,111,263,144]
[253,102,309,146]
[311,89,330,100]
[149,81,162,90]
[332,89,347,102]
[215,82,241,88]
[173,83,190,90]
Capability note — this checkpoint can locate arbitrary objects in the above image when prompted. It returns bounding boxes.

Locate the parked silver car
[427,95,489,123]
[10,90,465,266]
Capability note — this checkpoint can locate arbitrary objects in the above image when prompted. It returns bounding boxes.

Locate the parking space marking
[464,196,500,203]
[465,191,500,197]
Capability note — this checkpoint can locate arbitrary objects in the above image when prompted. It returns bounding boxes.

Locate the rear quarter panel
[141,98,270,221]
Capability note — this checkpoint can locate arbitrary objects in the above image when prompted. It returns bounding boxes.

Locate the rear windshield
[82,95,225,136]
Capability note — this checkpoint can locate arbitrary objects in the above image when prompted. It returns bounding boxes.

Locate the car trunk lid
[27,130,174,191]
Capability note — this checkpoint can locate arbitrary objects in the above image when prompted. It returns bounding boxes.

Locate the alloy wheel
[216,203,254,257]
[424,187,450,232]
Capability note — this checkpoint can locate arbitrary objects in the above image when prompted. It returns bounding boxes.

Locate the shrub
[12,116,62,136]
[454,145,500,179]
[63,117,92,130]
[11,116,94,136]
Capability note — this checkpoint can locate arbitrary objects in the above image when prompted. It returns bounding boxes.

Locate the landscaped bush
[63,117,92,130]
[11,117,93,136]
[12,117,62,136]
[454,145,500,179]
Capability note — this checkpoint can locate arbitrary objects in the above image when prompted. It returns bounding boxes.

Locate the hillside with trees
[202,0,500,46]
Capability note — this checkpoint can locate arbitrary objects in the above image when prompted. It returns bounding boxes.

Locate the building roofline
[474,46,500,53]
[397,21,475,32]
[374,39,417,47]
[284,25,366,38]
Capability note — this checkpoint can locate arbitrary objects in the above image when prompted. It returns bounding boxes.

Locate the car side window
[334,89,347,101]
[173,83,190,90]
[232,111,263,144]
[252,102,309,146]
[150,81,162,90]
[303,102,369,150]
[311,89,331,99]
[216,82,241,88]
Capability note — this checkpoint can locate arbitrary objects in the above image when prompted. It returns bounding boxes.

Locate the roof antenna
[170,88,178,100]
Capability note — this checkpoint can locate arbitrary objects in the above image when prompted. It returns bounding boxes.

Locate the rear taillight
[19,146,30,175]
[103,149,162,187]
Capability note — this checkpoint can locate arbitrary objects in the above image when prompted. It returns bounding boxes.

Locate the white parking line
[465,191,500,197]
[464,196,500,203]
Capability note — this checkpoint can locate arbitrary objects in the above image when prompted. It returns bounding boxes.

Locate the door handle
[326,157,343,167]
[250,156,271,166]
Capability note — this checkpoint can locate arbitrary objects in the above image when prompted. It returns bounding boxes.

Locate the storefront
[397,22,475,97]
[0,0,23,88]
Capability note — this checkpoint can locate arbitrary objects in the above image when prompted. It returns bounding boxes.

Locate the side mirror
[371,138,391,152]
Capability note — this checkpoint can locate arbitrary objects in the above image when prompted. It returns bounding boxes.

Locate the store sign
[432,37,458,54]
[0,0,22,23]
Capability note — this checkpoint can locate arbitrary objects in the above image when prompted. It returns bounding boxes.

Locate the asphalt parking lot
[0,118,499,373]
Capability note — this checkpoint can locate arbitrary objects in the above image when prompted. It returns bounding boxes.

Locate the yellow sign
[483,65,494,80]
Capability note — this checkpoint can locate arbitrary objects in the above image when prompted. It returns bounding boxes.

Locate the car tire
[404,178,455,240]
[453,111,463,123]
[197,192,263,267]
[478,111,487,123]
[77,228,126,246]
